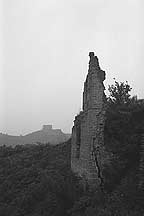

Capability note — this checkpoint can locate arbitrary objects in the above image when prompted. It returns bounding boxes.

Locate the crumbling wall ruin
[71,52,106,189]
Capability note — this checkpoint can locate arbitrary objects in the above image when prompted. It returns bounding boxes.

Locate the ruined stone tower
[71,52,106,188]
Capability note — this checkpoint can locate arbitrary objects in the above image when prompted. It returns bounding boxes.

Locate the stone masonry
[71,52,106,189]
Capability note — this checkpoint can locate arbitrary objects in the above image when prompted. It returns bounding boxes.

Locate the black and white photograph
[0,0,144,215]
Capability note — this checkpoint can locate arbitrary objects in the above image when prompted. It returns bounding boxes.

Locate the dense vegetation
[104,82,144,191]
[0,81,144,215]
[0,141,83,216]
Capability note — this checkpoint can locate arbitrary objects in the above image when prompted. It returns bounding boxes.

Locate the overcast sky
[1,0,144,135]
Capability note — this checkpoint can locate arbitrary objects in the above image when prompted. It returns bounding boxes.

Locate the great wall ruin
[71,52,144,190]
[71,52,106,189]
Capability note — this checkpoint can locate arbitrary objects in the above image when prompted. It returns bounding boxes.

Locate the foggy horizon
[1,0,144,136]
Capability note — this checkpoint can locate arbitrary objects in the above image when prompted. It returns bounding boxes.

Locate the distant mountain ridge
[0,125,71,146]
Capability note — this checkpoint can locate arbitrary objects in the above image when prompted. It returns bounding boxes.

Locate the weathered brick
[71,52,106,189]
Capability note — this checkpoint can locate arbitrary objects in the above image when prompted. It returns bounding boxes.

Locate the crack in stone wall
[139,133,144,188]
[92,138,104,190]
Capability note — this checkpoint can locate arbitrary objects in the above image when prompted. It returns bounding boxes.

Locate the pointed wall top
[89,52,100,69]
[89,52,95,58]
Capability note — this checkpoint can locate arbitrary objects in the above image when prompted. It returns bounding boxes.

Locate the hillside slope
[0,125,71,146]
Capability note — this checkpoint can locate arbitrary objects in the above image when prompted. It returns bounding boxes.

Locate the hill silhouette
[0,125,71,146]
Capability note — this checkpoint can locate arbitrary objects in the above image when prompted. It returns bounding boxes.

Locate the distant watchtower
[71,52,106,189]
[42,125,52,132]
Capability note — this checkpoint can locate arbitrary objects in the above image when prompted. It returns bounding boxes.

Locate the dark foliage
[0,140,82,216]
[104,83,144,191]
[108,80,132,105]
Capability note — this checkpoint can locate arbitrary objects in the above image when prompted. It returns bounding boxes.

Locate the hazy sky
[1,0,144,135]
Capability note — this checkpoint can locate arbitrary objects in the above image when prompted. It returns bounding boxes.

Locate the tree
[108,80,132,105]
[104,79,142,192]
